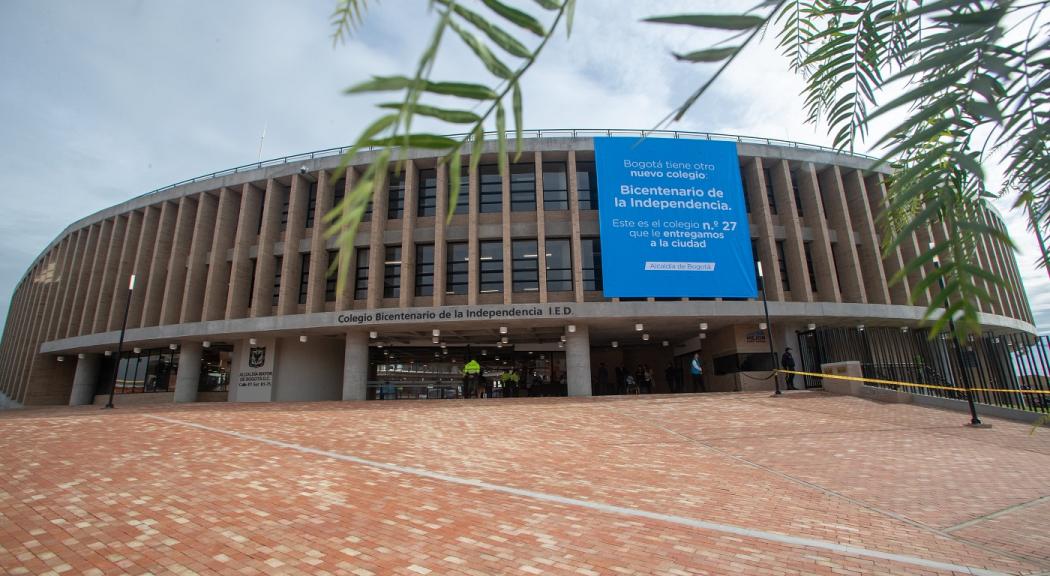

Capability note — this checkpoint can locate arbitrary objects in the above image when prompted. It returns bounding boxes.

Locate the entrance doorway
[368,346,567,400]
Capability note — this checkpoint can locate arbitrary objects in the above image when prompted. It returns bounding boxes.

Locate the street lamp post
[930,249,981,425]
[757,261,780,395]
[104,274,135,409]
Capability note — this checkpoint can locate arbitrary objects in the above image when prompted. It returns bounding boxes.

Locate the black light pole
[930,249,981,425]
[757,261,780,395]
[105,274,135,409]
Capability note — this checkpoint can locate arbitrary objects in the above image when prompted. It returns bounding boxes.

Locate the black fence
[797,327,1050,414]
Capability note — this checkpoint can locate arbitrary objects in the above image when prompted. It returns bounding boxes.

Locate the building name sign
[337,305,575,325]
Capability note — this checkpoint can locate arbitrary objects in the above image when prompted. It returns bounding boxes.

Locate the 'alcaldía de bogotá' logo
[249,347,266,368]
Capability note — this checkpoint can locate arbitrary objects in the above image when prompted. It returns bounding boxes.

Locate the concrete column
[142,202,179,327]
[181,192,219,323]
[797,164,840,301]
[864,173,911,306]
[366,172,389,309]
[433,163,448,307]
[500,154,512,305]
[818,166,866,303]
[69,354,101,406]
[843,169,890,304]
[336,171,357,311]
[744,158,784,301]
[305,171,332,313]
[771,160,811,301]
[535,152,549,303]
[252,179,286,317]
[202,187,240,321]
[278,174,310,315]
[92,214,128,333]
[227,183,264,319]
[565,325,592,397]
[174,342,202,403]
[567,150,585,303]
[54,230,86,340]
[342,331,369,401]
[467,161,479,304]
[79,218,114,335]
[160,196,199,325]
[107,210,143,331]
[127,205,160,328]
[66,223,100,337]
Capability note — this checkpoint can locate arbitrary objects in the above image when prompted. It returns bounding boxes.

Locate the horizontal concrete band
[41,300,1034,354]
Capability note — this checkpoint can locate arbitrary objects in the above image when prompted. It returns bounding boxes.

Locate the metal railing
[132,128,879,202]
[800,326,1050,414]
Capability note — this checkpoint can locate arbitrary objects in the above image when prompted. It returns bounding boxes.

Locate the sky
[1,0,1047,334]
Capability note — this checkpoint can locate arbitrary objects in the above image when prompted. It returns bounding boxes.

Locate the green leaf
[425,80,499,100]
[344,75,416,94]
[377,103,480,124]
[469,126,484,175]
[644,14,765,31]
[674,47,739,62]
[363,133,458,149]
[437,0,531,58]
[512,82,524,161]
[566,0,576,36]
[449,20,514,79]
[481,0,545,36]
[532,0,559,9]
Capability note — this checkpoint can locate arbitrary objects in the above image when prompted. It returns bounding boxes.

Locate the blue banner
[594,137,756,298]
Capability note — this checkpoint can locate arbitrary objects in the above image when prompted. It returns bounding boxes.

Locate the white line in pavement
[147,414,1011,576]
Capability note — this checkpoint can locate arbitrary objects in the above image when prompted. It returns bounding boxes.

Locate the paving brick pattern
[1,391,1048,575]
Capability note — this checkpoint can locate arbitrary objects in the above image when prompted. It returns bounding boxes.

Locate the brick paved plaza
[1,391,1048,575]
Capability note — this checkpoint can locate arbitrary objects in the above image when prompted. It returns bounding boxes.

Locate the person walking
[690,352,704,393]
[781,347,797,390]
[597,362,609,396]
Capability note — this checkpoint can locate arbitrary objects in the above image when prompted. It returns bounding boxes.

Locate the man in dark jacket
[781,347,797,390]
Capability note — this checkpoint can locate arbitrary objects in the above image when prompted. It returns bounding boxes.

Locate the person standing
[665,363,678,394]
[690,352,704,393]
[781,347,797,390]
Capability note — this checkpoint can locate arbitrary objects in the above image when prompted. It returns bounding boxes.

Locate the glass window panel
[418,168,438,217]
[576,161,598,210]
[325,250,337,302]
[305,182,318,229]
[354,247,370,300]
[542,162,568,211]
[479,165,502,213]
[546,238,572,292]
[446,242,468,295]
[580,238,602,291]
[512,240,538,292]
[387,172,405,220]
[384,246,401,298]
[479,240,503,293]
[415,244,434,296]
[509,163,535,212]
[272,256,282,306]
[298,253,310,305]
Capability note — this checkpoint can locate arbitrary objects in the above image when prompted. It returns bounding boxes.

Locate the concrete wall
[273,337,344,402]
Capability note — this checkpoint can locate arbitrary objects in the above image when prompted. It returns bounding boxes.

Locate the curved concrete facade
[0,132,1034,405]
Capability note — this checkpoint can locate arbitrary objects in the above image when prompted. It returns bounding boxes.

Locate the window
[739,167,752,214]
[789,169,803,216]
[272,256,283,306]
[383,246,401,298]
[354,247,370,300]
[112,348,179,394]
[446,242,468,295]
[325,250,337,302]
[546,238,572,292]
[479,165,502,213]
[332,178,346,208]
[581,238,602,291]
[509,163,535,212]
[449,170,469,215]
[512,240,539,292]
[279,190,290,230]
[298,253,310,305]
[247,258,257,308]
[305,182,318,229]
[543,162,568,210]
[387,172,405,220]
[576,161,598,210]
[763,167,778,214]
[256,190,266,234]
[804,242,817,293]
[776,240,790,292]
[418,168,438,217]
[479,240,503,293]
[415,244,434,296]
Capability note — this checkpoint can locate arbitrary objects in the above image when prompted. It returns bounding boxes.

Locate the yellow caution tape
[778,369,1050,395]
